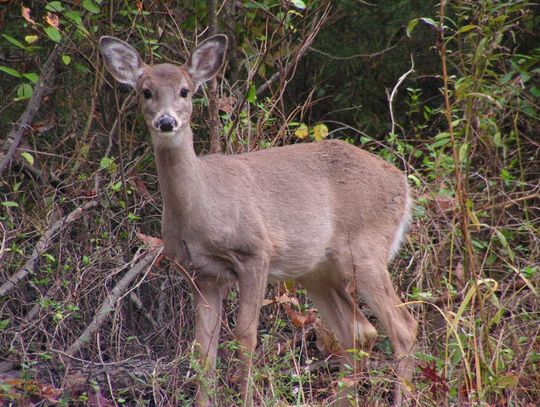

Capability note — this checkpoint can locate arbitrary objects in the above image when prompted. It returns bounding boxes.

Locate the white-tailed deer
[99,34,417,406]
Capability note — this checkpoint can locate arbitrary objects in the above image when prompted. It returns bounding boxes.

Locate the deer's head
[99,35,227,136]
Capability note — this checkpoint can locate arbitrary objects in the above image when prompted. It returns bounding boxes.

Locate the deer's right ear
[99,36,144,88]
[188,34,228,91]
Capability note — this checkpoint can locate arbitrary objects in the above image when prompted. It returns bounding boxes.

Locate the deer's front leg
[234,256,269,407]
[193,279,226,407]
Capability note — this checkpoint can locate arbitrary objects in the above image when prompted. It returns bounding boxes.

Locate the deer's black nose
[156,115,177,132]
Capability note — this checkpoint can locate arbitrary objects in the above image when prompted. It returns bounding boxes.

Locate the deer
[99,33,418,406]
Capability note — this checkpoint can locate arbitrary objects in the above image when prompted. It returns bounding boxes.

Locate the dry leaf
[21,6,36,26]
[453,261,465,289]
[262,292,300,307]
[45,12,60,28]
[38,382,62,403]
[284,303,316,328]
[129,177,153,201]
[217,96,236,113]
[88,389,114,406]
[433,196,456,212]
[314,322,341,356]
[136,232,163,249]
[32,114,57,134]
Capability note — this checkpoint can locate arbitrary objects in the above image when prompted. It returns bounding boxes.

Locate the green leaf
[74,62,91,74]
[0,66,21,77]
[1,201,19,208]
[46,1,64,12]
[0,319,10,330]
[246,83,257,103]
[312,123,329,141]
[458,143,469,162]
[100,156,113,169]
[431,134,451,149]
[294,124,309,139]
[407,174,421,188]
[65,10,83,24]
[25,35,39,44]
[291,0,306,10]
[495,374,518,389]
[419,17,438,29]
[20,152,35,165]
[408,17,438,37]
[2,34,25,49]
[82,0,101,14]
[23,73,39,83]
[62,55,71,65]
[406,19,419,38]
[16,83,33,100]
[493,132,502,148]
[456,24,479,34]
[44,26,62,43]
[495,229,515,261]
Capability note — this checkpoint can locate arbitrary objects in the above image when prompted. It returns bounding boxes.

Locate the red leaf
[21,6,36,26]
[284,303,316,328]
[45,12,59,28]
[420,362,449,397]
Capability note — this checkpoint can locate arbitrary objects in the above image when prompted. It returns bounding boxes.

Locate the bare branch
[65,249,161,358]
[0,200,99,298]
[387,55,415,136]
[0,45,60,177]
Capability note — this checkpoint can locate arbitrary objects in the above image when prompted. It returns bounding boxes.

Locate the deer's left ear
[99,36,145,88]
[188,34,228,91]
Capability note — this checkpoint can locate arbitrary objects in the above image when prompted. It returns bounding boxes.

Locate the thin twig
[0,200,98,297]
[65,248,161,358]
[207,0,221,154]
[0,45,60,177]
[387,55,414,136]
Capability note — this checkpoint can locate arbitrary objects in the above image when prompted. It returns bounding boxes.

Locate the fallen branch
[0,45,60,177]
[0,200,99,298]
[65,249,161,358]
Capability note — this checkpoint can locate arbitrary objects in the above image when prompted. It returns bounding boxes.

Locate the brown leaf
[38,382,62,403]
[314,322,341,356]
[21,6,36,26]
[262,292,300,307]
[453,261,465,289]
[31,114,57,134]
[88,389,114,406]
[136,232,163,249]
[217,96,236,113]
[45,12,59,28]
[284,303,316,328]
[129,177,153,202]
[434,196,456,212]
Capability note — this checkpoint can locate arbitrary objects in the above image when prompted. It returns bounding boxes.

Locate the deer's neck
[152,127,206,221]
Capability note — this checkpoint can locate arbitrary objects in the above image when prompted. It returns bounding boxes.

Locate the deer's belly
[267,246,329,282]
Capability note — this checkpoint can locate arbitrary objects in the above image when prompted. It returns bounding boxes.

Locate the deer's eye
[142,89,152,99]
[180,88,189,98]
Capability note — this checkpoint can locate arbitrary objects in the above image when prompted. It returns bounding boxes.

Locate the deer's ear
[188,34,227,91]
[99,36,144,88]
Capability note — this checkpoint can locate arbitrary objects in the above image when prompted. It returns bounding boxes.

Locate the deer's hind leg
[353,257,417,406]
[300,269,378,406]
